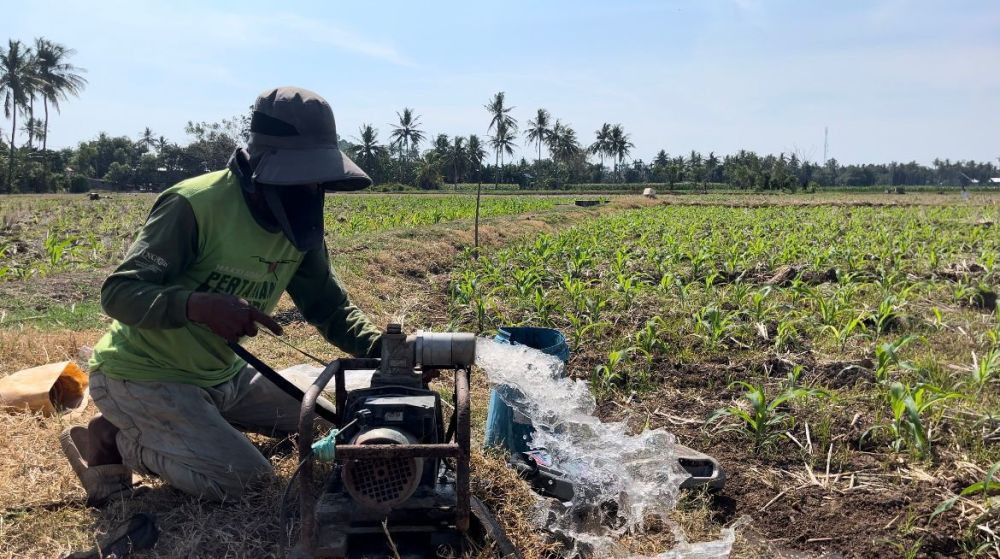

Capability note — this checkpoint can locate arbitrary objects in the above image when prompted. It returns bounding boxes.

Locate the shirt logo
[254,256,298,281]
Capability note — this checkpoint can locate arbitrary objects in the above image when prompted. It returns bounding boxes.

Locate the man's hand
[186,292,283,342]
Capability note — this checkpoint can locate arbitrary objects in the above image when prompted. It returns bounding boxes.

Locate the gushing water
[476,338,741,558]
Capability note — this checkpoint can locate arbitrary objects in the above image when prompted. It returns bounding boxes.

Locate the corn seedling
[966,349,999,393]
[592,348,633,393]
[707,378,827,450]
[823,312,868,350]
[866,382,961,458]
[873,335,919,385]
[693,305,735,349]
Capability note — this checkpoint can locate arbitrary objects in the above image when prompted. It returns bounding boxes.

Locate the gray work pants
[89,367,311,502]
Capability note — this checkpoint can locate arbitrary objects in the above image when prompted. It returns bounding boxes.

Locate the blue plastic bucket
[484,327,569,453]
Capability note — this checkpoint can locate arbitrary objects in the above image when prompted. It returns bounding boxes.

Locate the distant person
[60,87,383,505]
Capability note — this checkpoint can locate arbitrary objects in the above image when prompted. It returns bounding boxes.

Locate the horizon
[5,0,1000,167]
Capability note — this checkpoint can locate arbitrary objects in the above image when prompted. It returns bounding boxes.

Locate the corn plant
[979,249,997,274]
[450,270,479,305]
[866,382,961,458]
[966,349,999,393]
[511,268,541,299]
[43,232,75,268]
[615,272,642,309]
[592,348,633,393]
[472,297,490,333]
[774,318,801,352]
[566,246,593,277]
[707,376,827,450]
[873,335,919,384]
[566,313,608,351]
[631,317,666,386]
[823,312,868,350]
[693,305,735,349]
[530,288,561,325]
[872,295,903,336]
[747,286,775,322]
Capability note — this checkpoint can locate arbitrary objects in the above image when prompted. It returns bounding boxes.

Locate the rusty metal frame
[296,358,472,555]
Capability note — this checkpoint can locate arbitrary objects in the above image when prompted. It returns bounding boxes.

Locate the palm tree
[1,40,35,190]
[524,108,551,165]
[388,108,424,184]
[388,108,424,169]
[433,133,450,157]
[608,124,633,182]
[687,150,703,183]
[33,38,86,153]
[484,92,518,190]
[21,118,43,147]
[467,134,485,187]
[589,123,612,179]
[489,120,517,189]
[449,136,467,189]
[549,122,581,164]
[350,124,384,175]
[484,91,517,137]
[155,135,169,153]
[705,151,719,184]
[139,127,157,152]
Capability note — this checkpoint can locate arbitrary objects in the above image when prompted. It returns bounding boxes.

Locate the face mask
[259,183,325,252]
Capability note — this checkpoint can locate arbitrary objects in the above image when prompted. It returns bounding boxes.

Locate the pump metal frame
[295,357,471,555]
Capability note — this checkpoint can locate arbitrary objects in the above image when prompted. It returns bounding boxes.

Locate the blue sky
[6,0,999,165]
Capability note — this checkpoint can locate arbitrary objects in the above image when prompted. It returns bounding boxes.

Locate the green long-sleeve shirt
[90,169,381,386]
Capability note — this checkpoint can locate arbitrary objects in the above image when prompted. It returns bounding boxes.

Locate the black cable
[228,341,339,424]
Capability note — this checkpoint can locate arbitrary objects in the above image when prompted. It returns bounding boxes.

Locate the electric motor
[342,427,423,509]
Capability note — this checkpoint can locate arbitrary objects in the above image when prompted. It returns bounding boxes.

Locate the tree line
[2,38,997,193]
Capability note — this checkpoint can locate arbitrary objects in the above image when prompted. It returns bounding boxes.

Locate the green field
[1,192,998,558]
[0,193,567,281]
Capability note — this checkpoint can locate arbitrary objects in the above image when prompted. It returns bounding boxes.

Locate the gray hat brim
[251,147,372,191]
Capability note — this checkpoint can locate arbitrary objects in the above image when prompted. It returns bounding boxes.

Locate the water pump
[232,325,518,559]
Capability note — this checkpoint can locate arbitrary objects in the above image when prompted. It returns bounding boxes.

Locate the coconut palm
[1,40,35,190]
[589,123,612,178]
[467,134,485,186]
[524,108,551,165]
[548,121,581,164]
[484,91,517,137]
[484,92,518,190]
[433,133,450,157]
[33,38,86,152]
[350,123,384,174]
[139,127,157,152]
[608,124,633,182]
[705,151,720,184]
[388,108,424,182]
[489,120,517,189]
[687,150,703,183]
[449,136,467,188]
[21,118,43,148]
[389,108,424,159]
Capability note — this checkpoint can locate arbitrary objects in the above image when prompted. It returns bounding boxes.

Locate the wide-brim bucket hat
[247,86,371,191]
